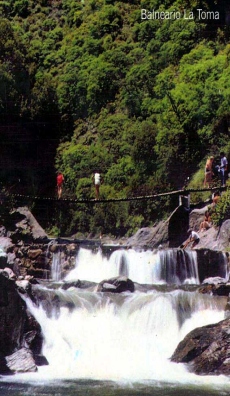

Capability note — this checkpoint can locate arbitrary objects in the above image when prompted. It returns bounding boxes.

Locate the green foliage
[1,0,230,236]
[211,188,230,227]
[13,0,29,17]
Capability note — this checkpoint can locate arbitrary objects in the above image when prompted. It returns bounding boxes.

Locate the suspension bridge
[7,186,225,205]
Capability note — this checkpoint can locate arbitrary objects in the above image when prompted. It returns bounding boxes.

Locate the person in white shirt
[183,229,200,249]
[92,172,102,200]
[219,152,228,187]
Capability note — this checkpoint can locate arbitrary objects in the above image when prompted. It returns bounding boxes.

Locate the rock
[0,226,6,237]
[34,354,48,366]
[0,236,13,251]
[27,249,43,259]
[66,243,78,254]
[198,282,230,296]
[16,279,31,294]
[49,244,60,253]
[0,244,7,269]
[126,223,168,249]
[0,273,27,357]
[0,353,10,373]
[7,251,16,265]
[126,204,230,251]
[189,206,209,232]
[218,220,230,250]
[202,276,227,285]
[10,207,48,242]
[3,267,16,280]
[97,276,135,293]
[126,206,190,249]
[61,280,82,290]
[5,347,37,373]
[171,318,230,375]
[196,249,227,283]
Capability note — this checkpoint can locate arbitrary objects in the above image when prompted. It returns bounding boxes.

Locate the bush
[211,187,230,227]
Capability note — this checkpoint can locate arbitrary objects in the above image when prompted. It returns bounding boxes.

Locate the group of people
[56,171,102,200]
[182,190,221,249]
[204,152,228,188]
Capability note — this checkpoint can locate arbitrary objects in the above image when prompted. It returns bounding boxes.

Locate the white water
[51,252,62,281]
[64,248,199,285]
[24,288,226,383]
[19,247,230,387]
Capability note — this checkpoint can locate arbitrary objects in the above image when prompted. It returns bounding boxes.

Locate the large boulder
[0,273,44,374]
[5,347,37,373]
[126,205,189,249]
[171,318,230,375]
[97,276,135,293]
[126,221,169,249]
[9,207,48,243]
[0,273,27,357]
[189,206,209,232]
[218,219,230,250]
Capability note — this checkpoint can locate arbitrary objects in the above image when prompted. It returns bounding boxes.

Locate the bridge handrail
[7,186,225,204]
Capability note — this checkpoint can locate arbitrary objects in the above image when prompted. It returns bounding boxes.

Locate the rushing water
[1,247,230,395]
[64,248,200,285]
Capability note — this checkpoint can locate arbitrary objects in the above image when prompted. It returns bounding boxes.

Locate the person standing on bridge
[57,171,64,199]
[92,172,102,200]
[204,156,214,188]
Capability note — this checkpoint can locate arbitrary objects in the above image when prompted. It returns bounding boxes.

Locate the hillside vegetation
[1,0,230,236]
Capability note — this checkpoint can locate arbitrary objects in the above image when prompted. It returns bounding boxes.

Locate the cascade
[25,285,226,381]
[14,247,230,395]
[64,247,200,285]
[21,247,229,383]
[51,252,63,281]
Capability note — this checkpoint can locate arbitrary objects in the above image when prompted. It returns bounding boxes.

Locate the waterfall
[23,247,228,383]
[65,248,199,285]
[51,252,62,281]
[24,287,225,381]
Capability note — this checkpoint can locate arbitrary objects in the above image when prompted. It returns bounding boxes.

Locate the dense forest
[1,0,230,237]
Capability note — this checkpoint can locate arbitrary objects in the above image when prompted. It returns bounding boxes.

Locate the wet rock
[0,245,7,269]
[97,276,135,293]
[196,249,227,283]
[34,354,48,366]
[2,267,16,280]
[202,276,227,285]
[5,347,37,373]
[225,297,230,319]
[16,279,31,294]
[171,318,230,375]
[0,273,27,357]
[61,280,82,290]
[199,282,230,296]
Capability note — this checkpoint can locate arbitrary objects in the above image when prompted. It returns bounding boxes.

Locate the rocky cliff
[126,204,230,251]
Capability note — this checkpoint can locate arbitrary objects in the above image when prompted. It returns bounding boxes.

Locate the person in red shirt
[57,172,64,199]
